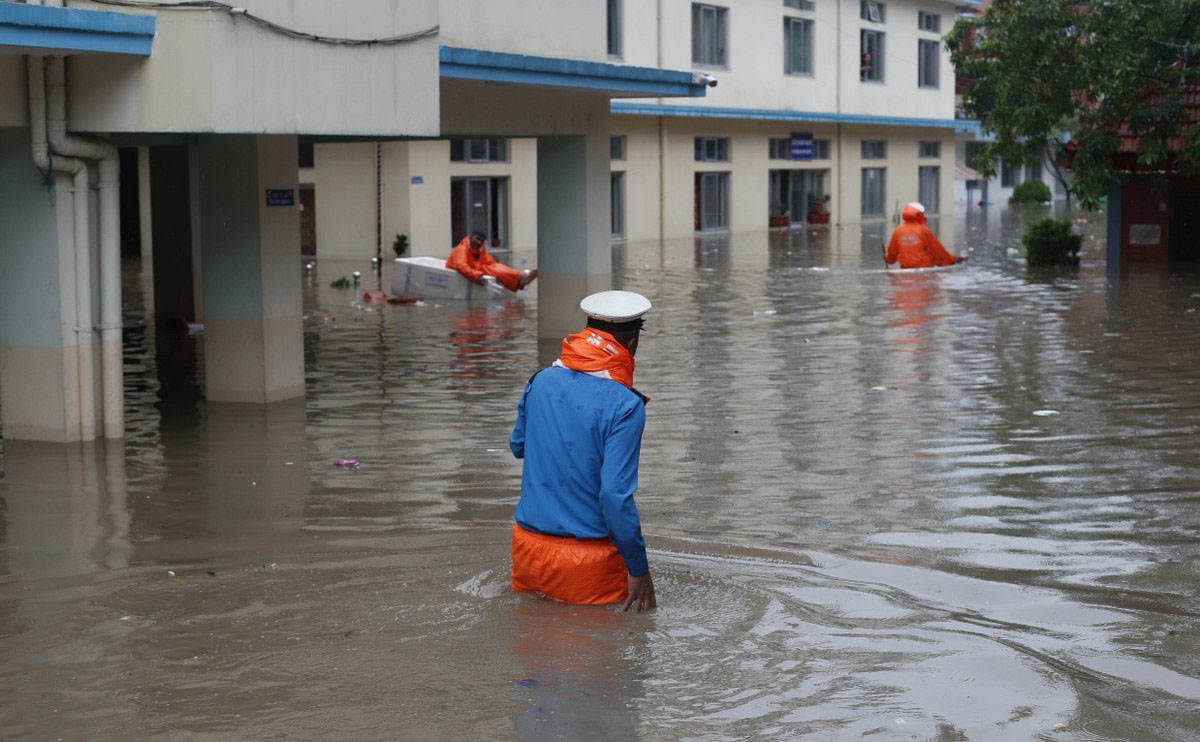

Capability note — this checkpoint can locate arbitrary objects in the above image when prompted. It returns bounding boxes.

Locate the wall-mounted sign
[412,176,424,184]
[265,189,294,206]
[1129,224,1162,245]
[790,133,813,161]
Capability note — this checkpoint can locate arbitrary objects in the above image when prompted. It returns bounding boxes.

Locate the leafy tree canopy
[946,0,1200,208]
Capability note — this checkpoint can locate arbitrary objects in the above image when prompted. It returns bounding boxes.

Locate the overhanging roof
[440,46,707,98]
[0,1,154,56]
[612,102,981,132]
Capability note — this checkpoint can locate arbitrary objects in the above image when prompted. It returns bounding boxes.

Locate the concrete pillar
[197,134,303,403]
[536,134,612,340]
[137,145,153,261]
[1106,179,1124,271]
[0,127,83,442]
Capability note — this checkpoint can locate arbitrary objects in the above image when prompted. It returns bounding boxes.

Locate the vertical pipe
[99,156,123,439]
[70,166,97,441]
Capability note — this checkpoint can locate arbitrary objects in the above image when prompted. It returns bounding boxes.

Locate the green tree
[946,0,1200,209]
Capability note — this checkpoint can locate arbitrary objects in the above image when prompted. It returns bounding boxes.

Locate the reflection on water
[3,204,1200,739]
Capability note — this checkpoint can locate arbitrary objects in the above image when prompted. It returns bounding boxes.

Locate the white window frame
[692,3,729,67]
[918,11,940,33]
[861,1,885,23]
[697,172,730,231]
[769,138,791,160]
[813,139,831,159]
[918,39,939,89]
[607,0,623,58]
[611,171,626,239]
[695,136,731,162]
[862,167,886,218]
[861,29,885,82]
[450,138,508,163]
[918,141,940,158]
[919,165,939,214]
[862,140,887,160]
[784,17,814,76]
[611,135,626,161]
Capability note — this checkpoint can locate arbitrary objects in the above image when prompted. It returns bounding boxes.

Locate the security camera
[691,72,718,87]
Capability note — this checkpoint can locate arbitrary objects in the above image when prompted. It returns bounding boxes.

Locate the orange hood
[901,204,927,225]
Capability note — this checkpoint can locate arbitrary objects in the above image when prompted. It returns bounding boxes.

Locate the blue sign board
[790,133,813,161]
[265,189,294,206]
[411,176,424,184]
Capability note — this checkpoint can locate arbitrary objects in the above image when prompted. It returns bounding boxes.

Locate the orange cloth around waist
[510,523,629,605]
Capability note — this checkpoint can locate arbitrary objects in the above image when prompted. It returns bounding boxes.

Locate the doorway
[769,169,827,225]
[1171,189,1200,260]
[450,177,509,249]
[299,185,316,257]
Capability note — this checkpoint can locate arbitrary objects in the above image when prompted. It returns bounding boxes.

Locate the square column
[197,135,303,403]
[0,128,87,442]
[536,134,612,340]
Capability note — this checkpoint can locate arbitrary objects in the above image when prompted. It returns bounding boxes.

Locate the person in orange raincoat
[884,203,967,269]
[446,232,538,292]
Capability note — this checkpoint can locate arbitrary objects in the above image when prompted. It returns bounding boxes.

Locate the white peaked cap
[908,202,925,213]
[580,290,652,322]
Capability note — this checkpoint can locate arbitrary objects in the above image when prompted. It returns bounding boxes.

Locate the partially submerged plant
[330,276,351,288]
[1023,217,1081,267]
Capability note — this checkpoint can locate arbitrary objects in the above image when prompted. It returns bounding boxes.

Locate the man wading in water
[508,291,657,613]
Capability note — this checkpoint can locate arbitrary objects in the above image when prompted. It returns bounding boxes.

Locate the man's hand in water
[621,571,657,613]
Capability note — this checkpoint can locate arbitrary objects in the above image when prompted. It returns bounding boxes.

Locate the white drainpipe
[44,56,124,440]
[28,54,95,440]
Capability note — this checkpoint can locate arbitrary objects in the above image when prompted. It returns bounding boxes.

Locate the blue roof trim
[611,102,981,132]
[0,2,155,56]
[440,46,706,98]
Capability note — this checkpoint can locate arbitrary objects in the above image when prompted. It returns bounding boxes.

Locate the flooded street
[3,204,1200,740]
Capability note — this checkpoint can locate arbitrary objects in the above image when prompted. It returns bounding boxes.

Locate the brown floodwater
[3,204,1200,741]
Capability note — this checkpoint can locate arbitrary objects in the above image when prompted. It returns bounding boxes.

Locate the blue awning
[0,2,155,56]
[440,46,707,99]
[612,102,981,133]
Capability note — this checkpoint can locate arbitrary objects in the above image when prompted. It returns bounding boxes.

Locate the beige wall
[612,116,955,242]
[66,0,441,136]
[618,0,958,118]
[438,0,605,61]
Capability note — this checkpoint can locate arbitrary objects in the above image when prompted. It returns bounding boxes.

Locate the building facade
[305,0,980,259]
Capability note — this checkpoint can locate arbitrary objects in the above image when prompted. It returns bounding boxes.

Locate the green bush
[1023,218,1081,266]
[1009,179,1053,204]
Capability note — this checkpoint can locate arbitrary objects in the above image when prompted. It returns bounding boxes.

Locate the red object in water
[363,291,387,302]
[807,212,831,224]
[387,296,423,304]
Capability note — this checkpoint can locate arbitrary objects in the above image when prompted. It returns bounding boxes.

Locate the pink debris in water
[333,459,359,469]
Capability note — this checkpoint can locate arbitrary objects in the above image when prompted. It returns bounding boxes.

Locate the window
[919,141,940,158]
[695,136,731,162]
[785,17,814,75]
[1001,158,1020,187]
[862,140,886,159]
[918,11,940,33]
[862,167,886,218]
[861,30,884,81]
[611,135,626,160]
[784,0,815,9]
[611,171,625,238]
[298,141,314,168]
[813,139,831,159]
[607,0,622,58]
[769,138,791,160]
[861,1,885,23]
[919,165,939,213]
[1025,160,1043,182]
[965,140,985,167]
[450,138,508,163]
[692,4,728,67]
[696,172,730,230]
[918,39,939,88]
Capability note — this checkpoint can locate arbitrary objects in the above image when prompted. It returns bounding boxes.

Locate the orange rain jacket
[885,205,958,269]
[446,236,524,292]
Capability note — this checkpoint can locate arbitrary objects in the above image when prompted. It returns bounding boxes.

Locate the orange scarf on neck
[558,329,635,387]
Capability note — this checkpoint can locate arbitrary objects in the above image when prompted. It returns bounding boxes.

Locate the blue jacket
[510,366,649,576]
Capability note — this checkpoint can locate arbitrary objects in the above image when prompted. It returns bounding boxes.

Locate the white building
[0,0,706,442]
[306,0,980,258]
